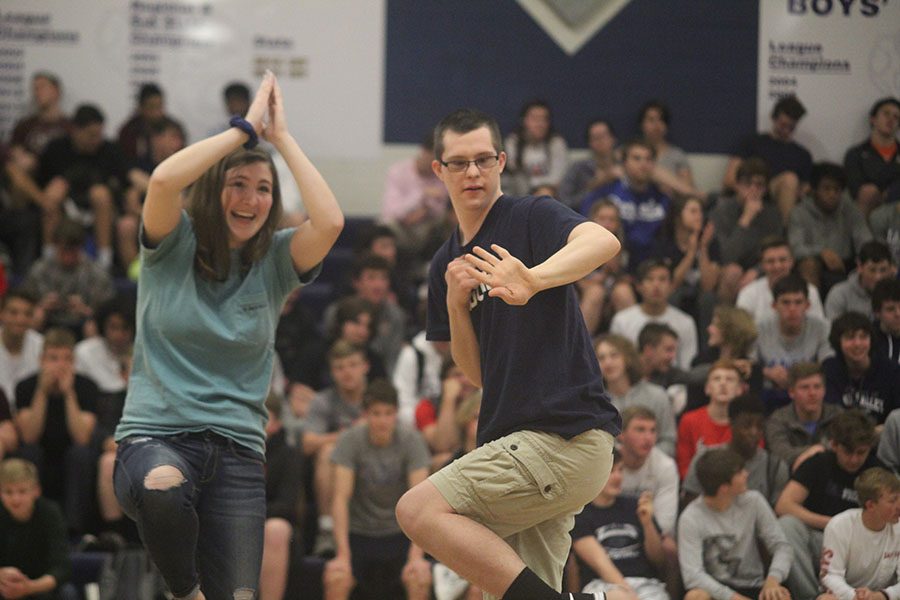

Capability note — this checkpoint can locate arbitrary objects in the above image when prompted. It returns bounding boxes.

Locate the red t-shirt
[676,406,732,479]
[415,399,437,430]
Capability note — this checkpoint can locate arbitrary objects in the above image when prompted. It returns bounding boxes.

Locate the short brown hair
[736,157,769,184]
[828,410,876,450]
[695,448,745,497]
[595,334,643,384]
[327,339,366,363]
[707,359,742,381]
[621,406,657,429]
[0,459,39,486]
[855,467,900,508]
[363,378,398,410]
[788,362,823,388]
[43,327,76,351]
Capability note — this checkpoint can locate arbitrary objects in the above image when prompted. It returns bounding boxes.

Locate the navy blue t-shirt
[571,496,661,584]
[426,195,621,446]
[736,133,813,182]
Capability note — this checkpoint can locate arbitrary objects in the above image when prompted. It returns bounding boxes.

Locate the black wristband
[229,116,259,150]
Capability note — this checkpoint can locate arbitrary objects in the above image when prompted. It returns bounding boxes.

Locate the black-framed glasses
[439,155,500,172]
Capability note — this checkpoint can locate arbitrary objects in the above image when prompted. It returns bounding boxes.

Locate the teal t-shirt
[115,212,319,455]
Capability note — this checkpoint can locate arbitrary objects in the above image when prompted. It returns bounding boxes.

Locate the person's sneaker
[312,529,336,558]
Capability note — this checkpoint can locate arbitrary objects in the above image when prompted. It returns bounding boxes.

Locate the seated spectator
[558,118,622,210]
[0,168,42,277]
[118,117,186,272]
[823,312,900,427]
[301,340,369,556]
[36,104,130,270]
[596,335,676,457]
[676,360,743,479]
[0,458,71,600]
[117,83,182,162]
[638,100,701,200]
[260,392,305,600]
[869,200,900,266]
[790,162,872,293]
[571,449,668,600]
[775,409,882,600]
[3,72,68,274]
[819,467,900,600]
[413,359,477,464]
[871,278,900,364]
[678,448,792,600]
[711,158,783,303]
[756,274,833,412]
[274,288,323,426]
[74,296,133,397]
[21,219,115,335]
[843,97,900,213]
[690,305,760,395]
[877,409,900,473]
[503,100,569,197]
[766,362,843,473]
[638,323,703,410]
[0,289,43,408]
[610,259,698,371]
[618,407,679,539]
[650,196,720,317]
[354,224,418,315]
[825,240,896,321]
[392,330,451,429]
[14,328,98,535]
[323,380,431,600]
[312,296,386,390]
[7,72,70,161]
[577,198,636,335]
[581,139,670,267]
[683,395,789,507]
[723,94,812,222]
[324,253,407,375]
[736,236,826,324]
[380,134,449,258]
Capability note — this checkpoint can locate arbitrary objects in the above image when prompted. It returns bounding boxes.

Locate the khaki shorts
[430,428,615,598]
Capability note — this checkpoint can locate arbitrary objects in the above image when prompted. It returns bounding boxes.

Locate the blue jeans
[113,431,265,600]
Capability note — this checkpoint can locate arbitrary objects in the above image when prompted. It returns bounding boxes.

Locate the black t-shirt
[791,449,883,516]
[15,374,99,457]
[736,133,813,182]
[36,136,129,199]
[0,496,71,595]
[426,195,621,445]
[571,496,660,584]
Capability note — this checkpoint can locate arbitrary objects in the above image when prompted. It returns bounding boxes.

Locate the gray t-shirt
[683,445,789,506]
[304,388,362,435]
[331,423,430,536]
[678,491,793,600]
[754,314,833,376]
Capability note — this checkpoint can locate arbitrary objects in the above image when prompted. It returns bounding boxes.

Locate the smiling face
[840,329,871,369]
[433,126,505,218]
[0,297,35,340]
[760,245,794,284]
[522,105,551,142]
[0,480,39,522]
[220,161,274,249]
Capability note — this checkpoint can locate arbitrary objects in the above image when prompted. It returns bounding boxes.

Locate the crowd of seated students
[1,71,900,600]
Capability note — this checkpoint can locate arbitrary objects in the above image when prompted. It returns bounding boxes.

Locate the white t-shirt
[821,508,900,600]
[75,336,128,394]
[736,278,825,324]
[0,328,43,410]
[620,447,679,536]
[610,305,698,370]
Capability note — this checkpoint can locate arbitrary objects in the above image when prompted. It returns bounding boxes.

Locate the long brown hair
[186,148,283,281]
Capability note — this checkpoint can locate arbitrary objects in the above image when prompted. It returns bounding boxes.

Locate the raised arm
[465,221,620,306]
[142,73,275,246]
[264,77,343,273]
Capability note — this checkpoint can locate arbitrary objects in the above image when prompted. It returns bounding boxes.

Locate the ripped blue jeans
[113,431,265,600]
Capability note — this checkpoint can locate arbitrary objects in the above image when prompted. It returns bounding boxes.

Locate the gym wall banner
[758,0,900,162]
[0,0,385,158]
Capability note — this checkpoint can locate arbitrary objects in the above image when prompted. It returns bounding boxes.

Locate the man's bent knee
[144,465,186,490]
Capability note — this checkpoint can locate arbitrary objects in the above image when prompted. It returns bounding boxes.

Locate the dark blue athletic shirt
[426,195,621,446]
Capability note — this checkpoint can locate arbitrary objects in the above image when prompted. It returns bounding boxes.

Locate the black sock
[502,567,559,599]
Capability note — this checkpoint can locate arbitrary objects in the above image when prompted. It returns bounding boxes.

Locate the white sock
[97,247,112,270]
[318,515,333,531]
